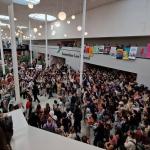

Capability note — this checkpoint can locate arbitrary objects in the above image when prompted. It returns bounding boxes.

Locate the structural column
[8,1,21,104]
[29,18,33,64]
[0,26,6,75]
[80,0,87,86]
[45,14,48,68]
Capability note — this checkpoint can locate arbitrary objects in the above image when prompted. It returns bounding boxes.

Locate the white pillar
[0,27,6,75]
[80,0,87,86]
[8,2,21,104]
[29,18,33,64]
[45,14,48,68]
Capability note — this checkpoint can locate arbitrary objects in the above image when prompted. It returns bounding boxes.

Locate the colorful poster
[136,47,147,58]
[110,47,116,57]
[129,47,138,60]
[88,47,94,57]
[123,47,130,60]
[97,45,104,54]
[93,46,99,54]
[116,49,124,59]
[103,45,111,54]
[146,44,150,58]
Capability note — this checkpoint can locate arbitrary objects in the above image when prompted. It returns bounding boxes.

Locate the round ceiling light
[71,15,76,20]
[33,27,38,33]
[55,21,61,27]
[38,33,41,36]
[28,3,33,9]
[84,32,88,36]
[29,13,56,22]
[77,26,82,31]
[67,20,70,24]
[58,11,67,21]
[39,25,42,28]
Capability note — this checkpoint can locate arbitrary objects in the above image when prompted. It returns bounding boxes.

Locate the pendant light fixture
[58,0,67,21]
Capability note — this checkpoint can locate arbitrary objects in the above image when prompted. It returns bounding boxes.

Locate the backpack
[130,140,145,150]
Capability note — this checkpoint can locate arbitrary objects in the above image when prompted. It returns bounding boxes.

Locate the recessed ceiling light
[13,0,40,7]
[0,15,17,21]
[29,13,56,22]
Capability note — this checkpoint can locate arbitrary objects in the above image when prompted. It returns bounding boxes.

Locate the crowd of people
[0,60,150,150]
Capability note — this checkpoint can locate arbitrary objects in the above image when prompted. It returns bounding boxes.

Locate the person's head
[81,136,88,143]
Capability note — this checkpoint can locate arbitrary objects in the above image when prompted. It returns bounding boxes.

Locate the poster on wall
[116,49,124,59]
[128,47,138,60]
[146,44,150,58]
[136,47,147,58]
[88,47,94,57]
[110,47,116,57]
[123,47,130,60]
[93,46,99,54]
[97,45,104,54]
[103,45,111,54]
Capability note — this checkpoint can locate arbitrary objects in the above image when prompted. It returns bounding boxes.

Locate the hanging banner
[110,47,116,57]
[129,47,138,60]
[146,44,150,58]
[103,45,111,54]
[93,46,99,54]
[123,47,130,60]
[116,49,124,59]
[136,47,147,58]
[96,45,104,54]
[88,46,94,57]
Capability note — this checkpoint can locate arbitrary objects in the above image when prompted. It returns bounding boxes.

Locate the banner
[146,44,150,58]
[88,47,94,57]
[96,45,104,54]
[129,47,138,60]
[103,45,111,54]
[116,49,124,59]
[36,65,42,70]
[136,47,147,58]
[110,47,116,57]
[123,47,130,60]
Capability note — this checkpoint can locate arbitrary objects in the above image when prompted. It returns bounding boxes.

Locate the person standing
[32,83,40,103]
[74,106,82,133]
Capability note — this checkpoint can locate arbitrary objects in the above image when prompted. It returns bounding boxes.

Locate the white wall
[31,0,150,40]
[32,45,150,88]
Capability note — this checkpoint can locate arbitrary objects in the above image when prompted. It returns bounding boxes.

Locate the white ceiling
[0,0,118,27]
